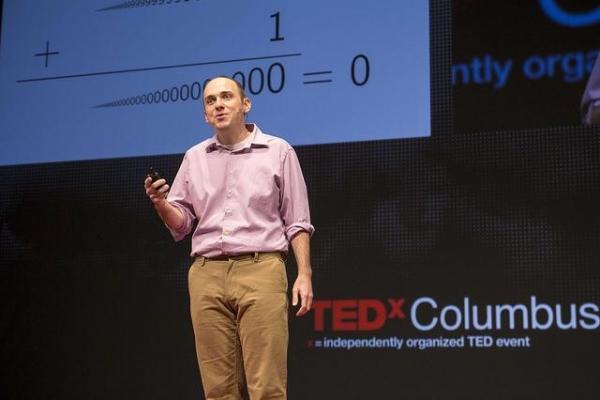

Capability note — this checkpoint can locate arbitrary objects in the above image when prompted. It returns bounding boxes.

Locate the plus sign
[34,41,60,68]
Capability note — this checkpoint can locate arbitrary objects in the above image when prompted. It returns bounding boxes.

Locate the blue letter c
[539,0,600,28]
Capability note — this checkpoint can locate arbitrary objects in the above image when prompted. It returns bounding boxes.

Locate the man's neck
[216,124,252,145]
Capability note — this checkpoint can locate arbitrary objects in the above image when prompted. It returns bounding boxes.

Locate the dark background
[453,0,600,132]
[2,1,600,399]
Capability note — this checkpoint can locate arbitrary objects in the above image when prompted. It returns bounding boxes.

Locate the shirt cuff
[286,222,315,240]
[166,201,194,242]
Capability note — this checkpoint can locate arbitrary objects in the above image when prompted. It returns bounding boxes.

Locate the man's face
[203,78,250,131]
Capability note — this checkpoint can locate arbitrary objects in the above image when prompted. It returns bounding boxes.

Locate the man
[144,76,314,399]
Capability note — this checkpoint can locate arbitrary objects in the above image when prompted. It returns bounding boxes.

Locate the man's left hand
[292,273,313,317]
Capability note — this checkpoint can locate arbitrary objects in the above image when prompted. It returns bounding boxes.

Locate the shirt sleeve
[581,54,600,125]
[279,147,315,240]
[165,153,197,241]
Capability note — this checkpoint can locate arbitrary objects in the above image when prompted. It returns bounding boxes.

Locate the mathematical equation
[2,0,429,165]
[95,54,370,108]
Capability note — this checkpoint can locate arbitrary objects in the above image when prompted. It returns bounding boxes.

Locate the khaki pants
[188,252,288,400]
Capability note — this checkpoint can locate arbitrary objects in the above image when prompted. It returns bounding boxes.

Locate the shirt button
[223,229,230,236]
[225,209,232,215]
[227,191,232,198]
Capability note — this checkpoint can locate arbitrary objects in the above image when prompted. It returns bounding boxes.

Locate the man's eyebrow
[204,91,233,98]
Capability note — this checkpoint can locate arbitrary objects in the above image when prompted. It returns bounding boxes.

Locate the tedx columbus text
[312,296,599,332]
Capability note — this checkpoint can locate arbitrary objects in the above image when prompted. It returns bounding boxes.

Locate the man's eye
[206,98,215,105]
[223,93,232,100]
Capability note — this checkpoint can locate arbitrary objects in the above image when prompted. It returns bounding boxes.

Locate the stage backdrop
[1,1,600,399]
[453,0,600,132]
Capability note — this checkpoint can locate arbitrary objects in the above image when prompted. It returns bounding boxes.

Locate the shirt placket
[222,151,236,251]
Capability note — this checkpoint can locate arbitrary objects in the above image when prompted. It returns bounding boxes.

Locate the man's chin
[213,121,230,129]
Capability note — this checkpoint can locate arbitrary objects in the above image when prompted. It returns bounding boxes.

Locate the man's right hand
[144,177,170,206]
[143,177,185,231]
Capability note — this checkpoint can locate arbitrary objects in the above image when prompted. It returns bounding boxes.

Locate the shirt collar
[205,124,269,153]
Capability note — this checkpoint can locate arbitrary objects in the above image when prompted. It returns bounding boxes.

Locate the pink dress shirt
[166,124,314,257]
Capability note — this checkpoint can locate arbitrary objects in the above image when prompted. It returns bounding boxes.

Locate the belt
[199,251,284,262]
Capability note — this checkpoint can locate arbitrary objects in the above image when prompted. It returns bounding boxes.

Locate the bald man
[144,76,314,400]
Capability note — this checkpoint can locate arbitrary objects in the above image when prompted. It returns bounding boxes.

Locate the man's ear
[243,97,252,114]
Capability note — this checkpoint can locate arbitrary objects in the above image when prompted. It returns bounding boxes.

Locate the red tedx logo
[312,299,406,331]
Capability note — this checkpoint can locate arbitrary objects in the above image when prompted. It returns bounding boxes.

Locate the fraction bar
[17,53,302,83]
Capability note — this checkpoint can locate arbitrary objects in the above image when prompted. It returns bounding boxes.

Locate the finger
[296,304,308,317]
[295,291,308,316]
[301,290,308,310]
[306,293,313,311]
[292,287,298,306]
[144,177,152,188]
[152,178,166,189]
[146,185,159,197]
[158,184,170,194]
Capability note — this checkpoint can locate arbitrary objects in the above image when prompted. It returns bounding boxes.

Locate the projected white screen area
[0,0,430,166]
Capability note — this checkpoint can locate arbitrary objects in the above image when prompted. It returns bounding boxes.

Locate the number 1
[270,12,285,41]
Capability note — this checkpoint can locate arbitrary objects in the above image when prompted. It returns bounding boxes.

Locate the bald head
[204,76,247,102]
